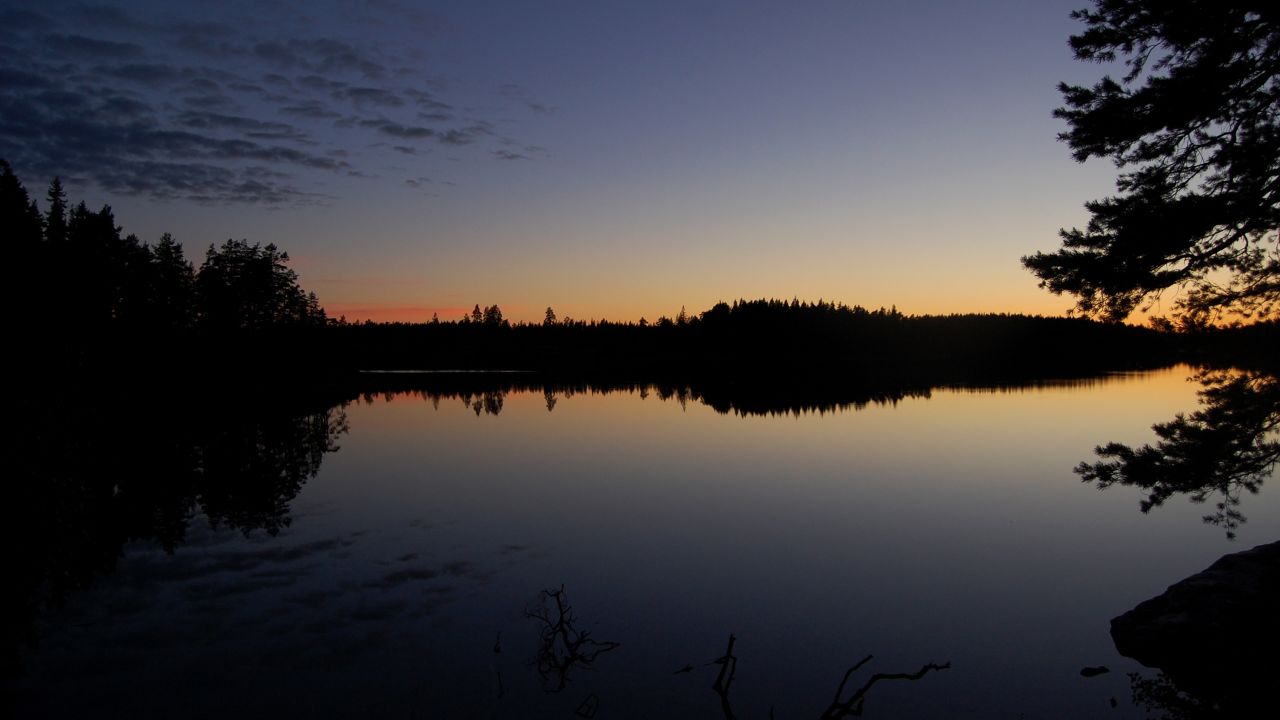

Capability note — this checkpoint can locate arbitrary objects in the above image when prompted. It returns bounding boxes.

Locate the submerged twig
[819,656,951,719]
[700,633,949,719]
[525,585,620,692]
[712,633,739,720]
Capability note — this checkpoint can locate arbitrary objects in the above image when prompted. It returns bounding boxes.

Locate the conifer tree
[44,177,67,246]
[1024,1,1280,322]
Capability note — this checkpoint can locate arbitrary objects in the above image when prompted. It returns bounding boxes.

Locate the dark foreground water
[8,366,1277,718]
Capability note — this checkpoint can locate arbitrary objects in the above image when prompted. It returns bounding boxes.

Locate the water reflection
[1082,366,1280,719]
[526,585,620,693]
[1127,672,1220,720]
[350,370,1182,419]
[354,373,971,417]
[354,376,940,418]
[5,392,347,673]
[1078,370,1280,539]
[8,366,1277,718]
[702,633,949,720]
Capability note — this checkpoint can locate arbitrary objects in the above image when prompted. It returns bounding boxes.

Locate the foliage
[0,160,42,243]
[1023,1,1280,323]
[0,160,324,337]
[1078,370,1280,538]
[148,233,196,330]
[197,239,325,330]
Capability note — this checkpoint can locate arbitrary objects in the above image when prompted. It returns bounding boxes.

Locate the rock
[1111,540,1280,707]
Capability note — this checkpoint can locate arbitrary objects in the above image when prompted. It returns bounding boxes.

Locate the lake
[8,365,1277,718]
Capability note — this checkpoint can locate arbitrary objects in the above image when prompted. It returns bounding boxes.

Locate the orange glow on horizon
[322,296,1087,326]
[326,305,473,323]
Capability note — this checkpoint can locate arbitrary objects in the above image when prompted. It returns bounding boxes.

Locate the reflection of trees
[1078,370,1279,538]
[347,371,1231,431]
[198,406,348,535]
[346,373,1014,418]
[460,390,505,416]
[1127,671,1222,720]
[348,372,1158,421]
[5,390,347,673]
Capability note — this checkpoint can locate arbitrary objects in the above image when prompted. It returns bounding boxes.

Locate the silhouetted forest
[7,161,1274,386]
[3,162,325,336]
[3,161,327,379]
[328,302,1176,381]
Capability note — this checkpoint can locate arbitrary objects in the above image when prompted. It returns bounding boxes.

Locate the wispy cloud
[0,1,545,204]
[499,82,556,114]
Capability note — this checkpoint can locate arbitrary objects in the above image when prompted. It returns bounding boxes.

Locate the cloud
[99,95,152,117]
[405,88,450,110]
[279,100,341,119]
[298,74,346,92]
[360,118,435,139]
[97,62,183,84]
[499,82,556,114]
[437,122,493,146]
[335,86,404,108]
[77,4,151,32]
[0,67,53,89]
[0,8,52,31]
[0,3,540,204]
[0,93,333,204]
[43,33,144,59]
[177,111,309,141]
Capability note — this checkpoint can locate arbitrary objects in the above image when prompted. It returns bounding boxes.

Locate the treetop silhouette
[1,161,325,336]
[198,239,325,331]
[1024,1,1280,323]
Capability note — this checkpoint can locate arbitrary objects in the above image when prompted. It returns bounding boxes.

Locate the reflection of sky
[15,367,1279,718]
[1,0,1126,322]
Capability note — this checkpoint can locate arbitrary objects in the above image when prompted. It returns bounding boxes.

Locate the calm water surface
[12,366,1278,718]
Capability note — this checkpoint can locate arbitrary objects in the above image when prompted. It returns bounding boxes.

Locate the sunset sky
[0,0,1130,323]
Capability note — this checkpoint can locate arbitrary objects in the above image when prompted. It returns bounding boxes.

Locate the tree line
[6,158,1273,382]
[2,160,325,340]
[327,297,1193,381]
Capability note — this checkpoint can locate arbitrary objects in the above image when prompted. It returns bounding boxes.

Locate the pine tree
[45,177,67,245]
[149,233,196,329]
[1024,1,1280,322]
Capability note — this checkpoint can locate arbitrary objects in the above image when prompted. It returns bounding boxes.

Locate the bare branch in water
[525,585,620,692]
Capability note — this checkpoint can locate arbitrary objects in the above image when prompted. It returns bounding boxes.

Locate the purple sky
[0,1,1128,322]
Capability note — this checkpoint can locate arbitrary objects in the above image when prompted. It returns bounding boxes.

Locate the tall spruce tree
[148,233,196,330]
[44,178,67,246]
[0,160,42,247]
